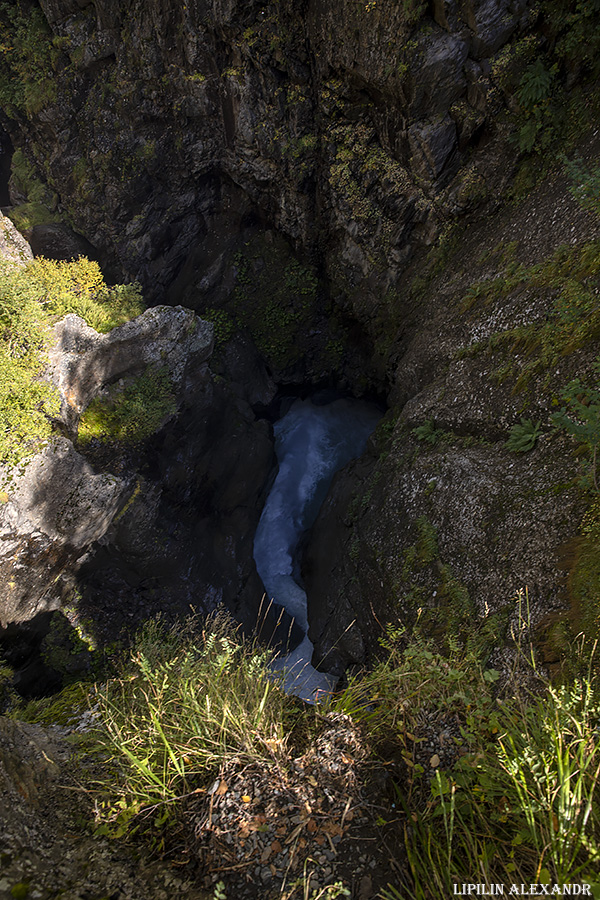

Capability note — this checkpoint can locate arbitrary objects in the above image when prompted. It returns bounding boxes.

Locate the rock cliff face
[2,0,600,676]
[1,0,534,384]
[304,157,600,671]
[0,228,278,673]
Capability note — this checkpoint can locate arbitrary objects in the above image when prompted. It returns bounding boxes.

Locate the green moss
[40,612,95,678]
[0,4,59,116]
[7,148,60,232]
[202,308,235,349]
[17,681,89,728]
[458,239,600,390]
[569,501,600,643]
[78,366,176,445]
[231,235,319,370]
[8,201,61,233]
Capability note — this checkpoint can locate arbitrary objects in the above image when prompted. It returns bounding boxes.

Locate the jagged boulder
[0,304,215,629]
[48,305,214,429]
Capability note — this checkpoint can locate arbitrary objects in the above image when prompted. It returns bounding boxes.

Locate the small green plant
[212,881,227,900]
[506,418,542,453]
[565,155,600,218]
[379,635,600,898]
[553,361,600,492]
[413,420,444,446]
[513,56,556,153]
[203,307,235,349]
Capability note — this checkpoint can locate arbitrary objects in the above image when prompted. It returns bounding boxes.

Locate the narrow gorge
[2,0,600,896]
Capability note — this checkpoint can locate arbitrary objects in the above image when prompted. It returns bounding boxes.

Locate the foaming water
[253,396,381,700]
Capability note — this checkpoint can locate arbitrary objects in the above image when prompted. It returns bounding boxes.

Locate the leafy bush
[29,257,144,332]
[506,418,542,453]
[515,59,558,153]
[93,613,297,838]
[0,260,59,467]
[0,257,144,469]
[78,366,176,445]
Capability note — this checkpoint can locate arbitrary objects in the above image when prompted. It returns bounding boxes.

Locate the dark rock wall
[1,0,532,347]
[4,0,598,673]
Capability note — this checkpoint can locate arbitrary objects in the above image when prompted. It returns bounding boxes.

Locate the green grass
[32,599,598,896]
[331,619,600,898]
[92,613,300,839]
[386,673,600,897]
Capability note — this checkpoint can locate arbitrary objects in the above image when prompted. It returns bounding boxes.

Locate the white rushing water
[253,395,381,701]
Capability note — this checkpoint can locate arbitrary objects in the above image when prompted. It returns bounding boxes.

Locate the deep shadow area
[0,126,13,208]
[0,610,89,699]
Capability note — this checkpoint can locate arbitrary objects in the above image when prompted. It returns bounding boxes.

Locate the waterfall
[253,395,381,701]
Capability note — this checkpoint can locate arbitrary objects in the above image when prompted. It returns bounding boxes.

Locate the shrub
[29,257,144,332]
[0,257,144,469]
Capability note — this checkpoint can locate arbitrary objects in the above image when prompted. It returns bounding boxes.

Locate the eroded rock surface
[0,210,32,266]
[304,149,600,672]
[0,0,535,381]
[48,305,214,429]
[0,715,209,899]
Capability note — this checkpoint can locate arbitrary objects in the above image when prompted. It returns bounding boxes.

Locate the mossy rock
[230,233,319,371]
[568,501,600,646]
[78,366,176,446]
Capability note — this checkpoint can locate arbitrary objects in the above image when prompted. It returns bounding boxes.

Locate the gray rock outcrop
[0,278,275,642]
[0,211,33,266]
[48,305,214,429]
